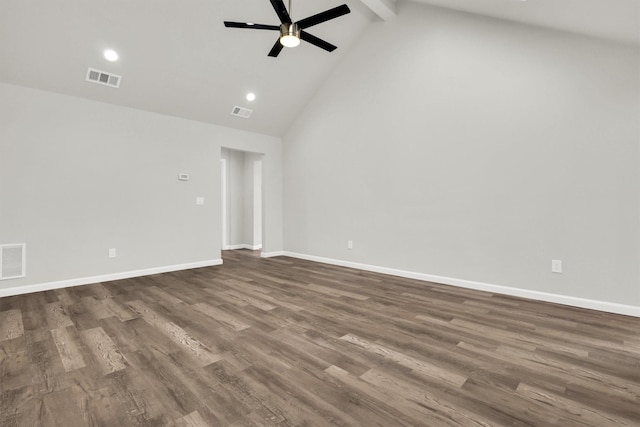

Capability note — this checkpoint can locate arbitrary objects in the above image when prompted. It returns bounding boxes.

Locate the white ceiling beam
[360,0,397,21]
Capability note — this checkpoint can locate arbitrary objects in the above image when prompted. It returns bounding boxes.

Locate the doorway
[220,148,264,253]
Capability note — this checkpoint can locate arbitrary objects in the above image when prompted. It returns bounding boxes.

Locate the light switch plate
[196,197,205,205]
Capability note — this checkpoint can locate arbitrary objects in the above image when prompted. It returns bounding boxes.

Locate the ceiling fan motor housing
[280,23,300,47]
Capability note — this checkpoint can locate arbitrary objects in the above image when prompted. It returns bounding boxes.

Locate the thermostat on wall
[178,173,190,181]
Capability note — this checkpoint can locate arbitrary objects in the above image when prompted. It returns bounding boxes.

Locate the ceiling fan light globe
[280,35,300,47]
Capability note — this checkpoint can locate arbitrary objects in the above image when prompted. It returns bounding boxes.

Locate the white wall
[221,148,246,247]
[243,152,263,250]
[253,158,263,248]
[283,3,640,309]
[0,82,282,293]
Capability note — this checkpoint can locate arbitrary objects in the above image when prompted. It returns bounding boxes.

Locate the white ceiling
[411,0,640,46]
[0,0,374,136]
[0,0,637,137]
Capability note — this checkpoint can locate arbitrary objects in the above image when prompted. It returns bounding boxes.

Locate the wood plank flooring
[1,249,639,426]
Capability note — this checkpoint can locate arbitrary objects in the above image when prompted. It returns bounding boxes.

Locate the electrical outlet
[551,259,562,273]
[108,248,117,259]
[347,240,353,249]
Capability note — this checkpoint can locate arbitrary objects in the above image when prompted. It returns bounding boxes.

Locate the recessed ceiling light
[104,49,118,62]
[246,92,256,102]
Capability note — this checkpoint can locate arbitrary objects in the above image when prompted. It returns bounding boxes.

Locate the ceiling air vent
[86,67,121,88]
[231,106,252,119]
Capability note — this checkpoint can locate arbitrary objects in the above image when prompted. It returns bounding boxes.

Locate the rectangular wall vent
[86,68,121,88]
[231,106,253,119]
[0,244,26,280]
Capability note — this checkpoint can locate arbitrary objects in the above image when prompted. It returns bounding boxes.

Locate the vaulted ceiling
[412,0,639,46]
[0,0,637,137]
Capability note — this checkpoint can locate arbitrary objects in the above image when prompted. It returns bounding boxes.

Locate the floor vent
[0,244,26,280]
[231,106,253,118]
[86,68,121,88]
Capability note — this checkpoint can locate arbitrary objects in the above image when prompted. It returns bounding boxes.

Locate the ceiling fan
[224,0,351,57]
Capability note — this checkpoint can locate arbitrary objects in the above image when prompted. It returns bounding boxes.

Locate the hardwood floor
[1,249,639,426]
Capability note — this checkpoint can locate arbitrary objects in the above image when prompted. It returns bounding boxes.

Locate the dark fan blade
[270,0,292,23]
[296,4,350,29]
[268,39,285,57]
[224,22,279,30]
[300,31,337,52]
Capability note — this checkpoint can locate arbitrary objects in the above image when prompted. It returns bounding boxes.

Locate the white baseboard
[224,244,262,251]
[281,251,640,318]
[0,259,223,298]
[261,251,285,258]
